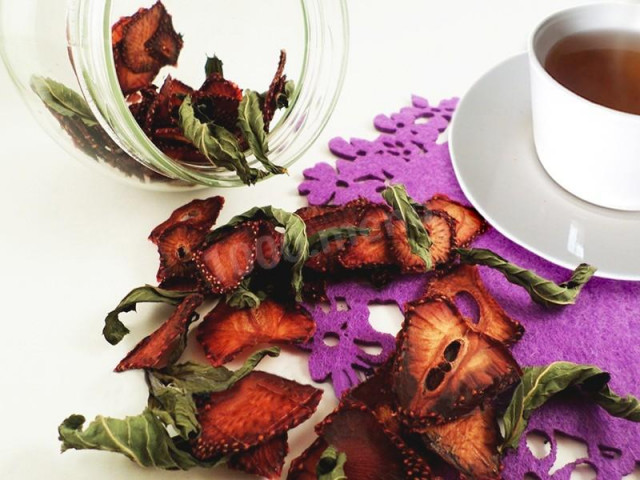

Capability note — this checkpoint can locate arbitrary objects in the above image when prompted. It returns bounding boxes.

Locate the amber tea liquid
[544,30,640,115]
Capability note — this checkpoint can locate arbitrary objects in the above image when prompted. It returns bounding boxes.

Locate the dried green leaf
[238,90,287,175]
[179,96,264,185]
[58,409,220,469]
[204,55,224,77]
[456,248,596,307]
[277,79,296,109]
[382,184,433,270]
[308,227,371,254]
[31,76,98,127]
[226,207,309,301]
[501,362,640,452]
[317,445,348,480]
[150,347,280,395]
[226,279,266,309]
[103,285,196,346]
[146,348,278,440]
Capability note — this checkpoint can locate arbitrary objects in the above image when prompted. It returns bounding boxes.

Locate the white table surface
[1,1,637,479]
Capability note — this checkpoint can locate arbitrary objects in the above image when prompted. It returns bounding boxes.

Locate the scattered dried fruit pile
[59,186,640,479]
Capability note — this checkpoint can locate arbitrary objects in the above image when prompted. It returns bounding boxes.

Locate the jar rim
[69,0,349,187]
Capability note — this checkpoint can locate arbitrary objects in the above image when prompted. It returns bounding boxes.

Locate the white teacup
[529,2,640,211]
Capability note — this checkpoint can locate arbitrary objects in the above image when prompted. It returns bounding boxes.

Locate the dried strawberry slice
[197,300,316,366]
[155,142,209,164]
[419,406,502,480]
[112,14,134,46]
[255,220,283,270]
[156,224,206,284]
[119,2,166,73]
[145,75,194,132]
[338,204,395,270]
[304,199,367,273]
[346,359,402,436]
[190,73,244,131]
[289,403,432,480]
[198,73,244,101]
[114,49,161,95]
[389,210,455,273]
[425,264,524,345]
[263,50,288,129]
[145,13,183,66]
[393,296,521,427]
[191,371,322,459]
[425,195,488,247]
[152,127,191,144]
[295,204,340,222]
[149,196,224,245]
[228,433,289,480]
[115,294,203,372]
[195,222,260,294]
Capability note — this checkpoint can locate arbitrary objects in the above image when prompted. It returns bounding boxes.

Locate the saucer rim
[449,52,640,281]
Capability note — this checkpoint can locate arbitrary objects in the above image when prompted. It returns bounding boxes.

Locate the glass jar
[0,0,349,190]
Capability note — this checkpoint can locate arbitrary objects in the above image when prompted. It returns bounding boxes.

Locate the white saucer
[449,53,640,281]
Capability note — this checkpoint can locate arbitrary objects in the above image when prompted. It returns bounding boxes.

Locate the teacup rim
[529,1,640,121]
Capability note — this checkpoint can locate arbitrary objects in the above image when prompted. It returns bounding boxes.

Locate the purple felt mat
[298,96,640,479]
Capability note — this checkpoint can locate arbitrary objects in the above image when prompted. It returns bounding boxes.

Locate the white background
[1,1,637,479]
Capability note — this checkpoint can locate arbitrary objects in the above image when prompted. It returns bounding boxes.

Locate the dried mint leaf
[238,89,287,175]
[103,285,196,346]
[501,361,640,452]
[308,226,371,254]
[58,409,220,470]
[456,248,596,307]
[382,184,433,270]
[31,76,97,127]
[225,279,266,309]
[179,95,264,185]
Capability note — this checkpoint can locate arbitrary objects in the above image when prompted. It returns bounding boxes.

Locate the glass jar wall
[0,0,348,190]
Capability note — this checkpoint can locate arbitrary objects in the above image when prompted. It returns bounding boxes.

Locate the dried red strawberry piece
[145,12,183,66]
[255,220,283,270]
[228,433,289,480]
[152,127,191,144]
[145,75,194,132]
[425,195,488,247]
[419,406,502,480]
[155,142,210,164]
[346,359,402,436]
[425,264,524,345]
[301,274,329,303]
[191,371,322,459]
[393,296,521,427]
[128,87,159,125]
[303,199,368,273]
[389,210,456,273]
[158,275,202,293]
[112,14,134,46]
[119,2,168,73]
[149,196,224,245]
[115,294,203,372]
[338,204,395,270]
[295,204,340,222]
[156,224,206,284]
[289,403,433,480]
[197,299,316,366]
[263,50,288,129]
[194,222,260,294]
[114,49,161,95]
[189,73,244,131]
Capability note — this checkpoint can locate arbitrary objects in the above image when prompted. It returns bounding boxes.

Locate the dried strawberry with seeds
[190,73,244,131]
[338,204,395,270]
[419,406,502,480]
[425,195,488,247]
[228,433,289,480]
[149,196,224,245]
[119,2,167,73]
[194,222,260,295]
[197,300,315,367]
[303,199,368,273]
[145,13,183,66]
[263,50,288,129]
[191,371,322,459]
[389,209,456,273]
[145,75,194,132]
[289,402,433,480]
[155,142,210,164]
[425,264,524,345]
[114,49,161,95]
[115,293,203,372]
[255,220,284,270]
[393,296,521,427]
[156,224,206,284]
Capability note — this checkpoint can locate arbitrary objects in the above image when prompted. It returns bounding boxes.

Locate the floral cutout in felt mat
[298,96,640,479]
